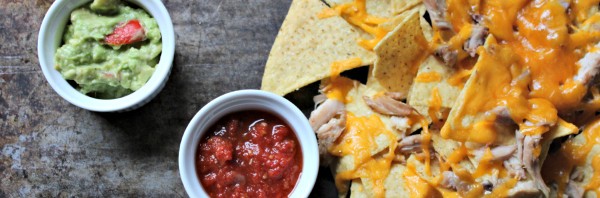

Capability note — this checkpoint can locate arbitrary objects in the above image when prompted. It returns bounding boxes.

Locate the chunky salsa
[196,111,302,198]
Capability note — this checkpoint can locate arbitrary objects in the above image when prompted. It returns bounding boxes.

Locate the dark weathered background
[0,0,335,197]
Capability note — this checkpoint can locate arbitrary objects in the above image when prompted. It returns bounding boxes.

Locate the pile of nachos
[261,0,600,197]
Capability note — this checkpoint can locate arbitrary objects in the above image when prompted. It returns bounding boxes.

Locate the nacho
[261,0,375,95]
[366,10,427,94]
[324,0,394,18]
[261,0,600,197]
[407,55,461,122]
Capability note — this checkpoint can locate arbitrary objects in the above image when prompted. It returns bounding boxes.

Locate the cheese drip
[331,113,398,198]
[318,0,389,50]
[542,118,600,196]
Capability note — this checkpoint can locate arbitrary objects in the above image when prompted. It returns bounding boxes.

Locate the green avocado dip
[54,0,161,99]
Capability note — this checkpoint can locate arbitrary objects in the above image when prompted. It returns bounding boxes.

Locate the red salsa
[196,110,303,198]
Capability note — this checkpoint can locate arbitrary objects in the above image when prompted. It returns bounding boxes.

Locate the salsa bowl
[179,90,319,197]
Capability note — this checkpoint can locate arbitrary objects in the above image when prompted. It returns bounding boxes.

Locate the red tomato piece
[104,19,146,46]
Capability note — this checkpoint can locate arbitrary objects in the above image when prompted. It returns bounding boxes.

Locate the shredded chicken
[489,106,514,125]
[397,134,422,155]
[512,131,550,197]
[464,24,488,57]
[564,167,585,198]
[508,180,543,197]
[363,95,413,116]
[423,0,453,33]
[559,0,570,10]
[384,91,408,101]
[309,94,346,165]
[440,171,471,192]
[309,96,344,131]
[565,182,584,198]
[574,43,600,85]
[504,156,526,179]
[473,145,517,162]
[434,45,458,66]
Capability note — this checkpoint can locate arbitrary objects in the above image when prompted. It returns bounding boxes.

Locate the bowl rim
[37,0,175,112]
[178,89,319,198]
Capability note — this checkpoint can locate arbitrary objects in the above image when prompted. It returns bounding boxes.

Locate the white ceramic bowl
[37,0,175,112]
[179,90,319,198]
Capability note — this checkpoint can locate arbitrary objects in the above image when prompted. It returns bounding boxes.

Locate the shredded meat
[559,0,570,10]
[473,145,516,162]
[434,45,458,66]
[564,168,585,198]
[363,95,413,116]
[397,134,422,155]
[384,91,408,101]
[489,106,514,125]
[504,156,526,179]
[309,95,344,131]
[464,24,488,57]
[423,0,453,32]
[515,131,550,197]
[508,180,542,198]
[440,171,471,192]
[309,94,346,165]
[574,43,600,85]
[565,182,584,198]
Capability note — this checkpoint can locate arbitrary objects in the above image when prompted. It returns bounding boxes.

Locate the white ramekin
[179,90,319,198]
[37,0,175,112]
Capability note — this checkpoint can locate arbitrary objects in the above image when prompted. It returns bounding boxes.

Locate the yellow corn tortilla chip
[440,36,510,144]
[325,0,394,18]
[545,125,600,197]
[378,5,421,32]
[407,55,461,121]
[261,0,376,95]
[344,78,401,154]
[417,5,434,42]
[331,77,411,196]
[539,119,578,163]
[351,163,410,198]
[367,10,426,93]
[392,0,422,15]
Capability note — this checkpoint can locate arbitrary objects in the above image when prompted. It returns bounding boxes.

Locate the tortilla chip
[379,6,420,32]
[546,129,600,197]
[419,8,434,42]
[367,10,426,93]
[350,179,369,198]
[407,55,462,120]
[391,0,422,15]
[539,119,578,163]
[261,0,376,95]
[325,0,394,18]
[352,163,410,198]
[345,79,401,152]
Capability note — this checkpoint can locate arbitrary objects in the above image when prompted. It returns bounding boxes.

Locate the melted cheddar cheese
[319,0,389,50]
[318,0,600,196]
[415,71,442,83]
[543,118,600,196]
[428,87,442,125]
[432,0,600,196]
[332,113,398,198]
[325,58,362,102]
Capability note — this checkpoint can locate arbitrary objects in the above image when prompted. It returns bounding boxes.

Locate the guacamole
[55,0,161,99]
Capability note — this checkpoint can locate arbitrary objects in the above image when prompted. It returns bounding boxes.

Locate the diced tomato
[104,19,146,46]
[196,111,303,198]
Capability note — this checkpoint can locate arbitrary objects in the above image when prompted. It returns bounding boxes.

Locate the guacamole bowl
[38,0,175,112]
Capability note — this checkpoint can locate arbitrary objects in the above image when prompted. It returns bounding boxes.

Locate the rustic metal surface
[0,0,335,197]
